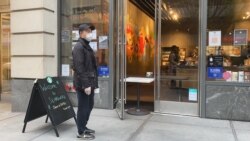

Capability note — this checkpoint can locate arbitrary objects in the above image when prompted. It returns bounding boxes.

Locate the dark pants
[76,89,94,134]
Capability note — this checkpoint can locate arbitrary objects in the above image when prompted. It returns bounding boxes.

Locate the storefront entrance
[155,0,199,116]
[115,0,200,119]
[59,0,250,121]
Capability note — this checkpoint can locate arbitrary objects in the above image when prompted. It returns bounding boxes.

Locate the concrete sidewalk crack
[27,128,53,141]
[126,114,153,141]
[0,113,23,122]
[229,121,239,141]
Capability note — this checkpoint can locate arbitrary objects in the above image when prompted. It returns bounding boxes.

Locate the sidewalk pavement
[0,108,250,141]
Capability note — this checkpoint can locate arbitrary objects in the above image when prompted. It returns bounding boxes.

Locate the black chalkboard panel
[23,84,47,122]
[22,77,76,137]
[37,77,75,125]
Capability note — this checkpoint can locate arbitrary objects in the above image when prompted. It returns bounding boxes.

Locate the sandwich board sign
[22,77,76,137]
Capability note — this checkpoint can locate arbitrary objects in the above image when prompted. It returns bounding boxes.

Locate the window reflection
[160,0,199,103]
[61,0,110,77]
[207,0,250,82]
[0,0,10,102]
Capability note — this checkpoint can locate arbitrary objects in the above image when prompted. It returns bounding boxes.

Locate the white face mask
[85,33,93,41]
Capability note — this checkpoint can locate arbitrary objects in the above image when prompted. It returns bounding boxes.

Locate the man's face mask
[85,32,93,41]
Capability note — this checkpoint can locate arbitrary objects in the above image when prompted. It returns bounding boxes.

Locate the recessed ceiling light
[169,9,173,15]
[173,14,178,20]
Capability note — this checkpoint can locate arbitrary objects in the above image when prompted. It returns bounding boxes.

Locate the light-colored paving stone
[232,121,250,141]
[0,112,22,121]
[0,109,250,141]
[0,113,52,141]
[232,121,250,131]
[30,111,145,141]
[150,114,231,129]
[132,120,234,141]
[235,130,250,141]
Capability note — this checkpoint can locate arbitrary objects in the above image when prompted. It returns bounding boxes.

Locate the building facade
[2,0,250,121]
[10,0,58,111]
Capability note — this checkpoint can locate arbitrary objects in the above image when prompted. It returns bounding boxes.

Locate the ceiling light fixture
[173,14,178,20]
[169,9,174,15]
[243,11,250,20]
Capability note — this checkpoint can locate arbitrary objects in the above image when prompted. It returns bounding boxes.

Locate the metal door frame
[115,0,127,120]
[154,0,161,112]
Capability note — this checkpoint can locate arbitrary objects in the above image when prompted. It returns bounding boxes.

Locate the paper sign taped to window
[189,88,197,101]
[61,64,70,76]
[209,31,221,46]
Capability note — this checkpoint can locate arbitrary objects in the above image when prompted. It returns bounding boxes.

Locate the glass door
[155,0,199,116]
[115,0,127,119]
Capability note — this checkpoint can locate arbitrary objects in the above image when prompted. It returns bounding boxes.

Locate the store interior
[125,0,250,111]
[125,0,200,111]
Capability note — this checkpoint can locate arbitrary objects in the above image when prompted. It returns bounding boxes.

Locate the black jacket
[72,38,98,91]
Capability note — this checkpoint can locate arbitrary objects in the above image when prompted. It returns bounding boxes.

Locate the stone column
[11,0,58,112]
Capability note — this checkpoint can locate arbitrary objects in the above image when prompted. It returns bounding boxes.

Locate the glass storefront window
[0,13,11,93]
[206,0,250,82]
[0,0,11,95]
[61,0,110,78]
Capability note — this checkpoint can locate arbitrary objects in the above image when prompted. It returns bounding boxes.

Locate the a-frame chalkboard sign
[22,77,76,137]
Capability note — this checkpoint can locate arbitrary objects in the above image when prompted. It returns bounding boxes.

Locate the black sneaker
[77,132,95,140]
[85,127,95,134]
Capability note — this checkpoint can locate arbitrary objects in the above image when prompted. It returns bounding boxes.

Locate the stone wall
[11,0,58,112]
[206,85,250,121]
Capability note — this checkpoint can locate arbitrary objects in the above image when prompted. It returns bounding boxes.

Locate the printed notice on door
[188,88,198,101]
[61,64,70,76]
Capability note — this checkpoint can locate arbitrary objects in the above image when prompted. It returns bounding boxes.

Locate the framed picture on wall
[234,29,248,46]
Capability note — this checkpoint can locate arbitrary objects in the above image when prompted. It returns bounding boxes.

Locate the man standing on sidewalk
[72,23,98,140]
